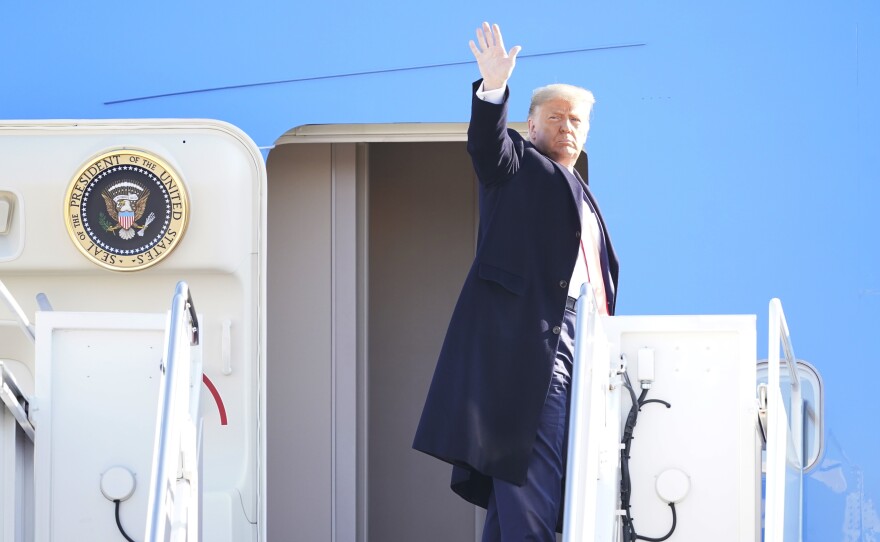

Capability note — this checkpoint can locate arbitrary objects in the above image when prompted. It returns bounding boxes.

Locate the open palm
[468,22,521,91]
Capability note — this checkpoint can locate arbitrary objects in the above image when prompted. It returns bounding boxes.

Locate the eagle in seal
[101,184,151,240]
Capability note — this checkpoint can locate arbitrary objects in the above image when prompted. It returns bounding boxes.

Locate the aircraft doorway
[266,128,485,542]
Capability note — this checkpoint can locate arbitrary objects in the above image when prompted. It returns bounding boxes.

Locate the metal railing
[0,278,34,342]
[0,278,36,542]
[562,282,618,542]
[0,363,33,442]
[0,277,49,442]
[0,362,34,542]
[764,298,804,542]
[144,281,203,542]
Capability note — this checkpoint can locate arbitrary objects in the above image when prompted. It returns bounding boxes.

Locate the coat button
[552,326,561,335]
[559,280,568,289]
[575,231,581,239]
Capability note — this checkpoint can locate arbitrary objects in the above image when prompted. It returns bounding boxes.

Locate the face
[527,97,590,169]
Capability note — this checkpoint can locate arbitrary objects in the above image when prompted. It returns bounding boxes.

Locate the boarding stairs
[1,275,818,541]
[0,280,203,542]
[561,283,817,542]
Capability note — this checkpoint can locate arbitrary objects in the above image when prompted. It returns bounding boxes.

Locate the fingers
[472,22,520,57]
[509,45,522,60]
[493,23,505,52]
[482,21,494,47]
[476,25,489,52]
[468,40,480,58]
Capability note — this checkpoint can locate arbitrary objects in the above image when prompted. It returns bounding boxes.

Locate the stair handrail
[563,282,616,541]
[0,278,36,440]
[0,362,34,441]
[144,281,202,542]
[0,278,34,342]
[765,297,804,542]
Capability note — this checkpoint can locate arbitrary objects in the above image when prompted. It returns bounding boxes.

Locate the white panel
[32,311,165,542]
[603,315,758,542]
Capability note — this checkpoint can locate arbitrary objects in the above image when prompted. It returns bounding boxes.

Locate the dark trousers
[481,308,576,542]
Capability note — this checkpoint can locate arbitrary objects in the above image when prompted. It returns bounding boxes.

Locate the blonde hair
[528,84,595,118]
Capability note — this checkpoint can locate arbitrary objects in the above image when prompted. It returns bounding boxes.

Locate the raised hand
[468,22,521,91]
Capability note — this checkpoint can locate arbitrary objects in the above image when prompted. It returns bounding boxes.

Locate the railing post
[144,281,202,542]
[563,282,614,542]
[0,279,34,342]
[765,298,804,542]
[0,363,35,542]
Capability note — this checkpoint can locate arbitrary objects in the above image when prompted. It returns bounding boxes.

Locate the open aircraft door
[0,120,266,541]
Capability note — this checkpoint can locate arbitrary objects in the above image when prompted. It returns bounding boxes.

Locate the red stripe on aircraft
[202,374,228,426]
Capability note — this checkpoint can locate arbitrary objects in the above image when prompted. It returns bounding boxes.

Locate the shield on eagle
[119,211,134,230]
[100,181,151,240]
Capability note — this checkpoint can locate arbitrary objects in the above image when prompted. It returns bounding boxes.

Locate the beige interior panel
[266,143,333,542]
[367,142,477,542]
[266,139,479,541]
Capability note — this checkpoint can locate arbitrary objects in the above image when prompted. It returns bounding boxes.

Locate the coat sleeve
[466,79,521,187]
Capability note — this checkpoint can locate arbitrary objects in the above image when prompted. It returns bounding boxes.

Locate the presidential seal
[64,149,189,271]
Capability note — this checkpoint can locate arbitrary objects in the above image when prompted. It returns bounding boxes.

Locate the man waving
[414,22,620,541]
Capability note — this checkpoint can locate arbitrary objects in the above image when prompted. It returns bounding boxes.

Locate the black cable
[640,398,671,408]
[113,499,136,542]
[636,503,677,542]
[757,412,767,443]
[619,370,676,542]
[620,372,640,542]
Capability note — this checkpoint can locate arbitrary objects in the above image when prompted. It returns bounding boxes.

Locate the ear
[527,118,536,142]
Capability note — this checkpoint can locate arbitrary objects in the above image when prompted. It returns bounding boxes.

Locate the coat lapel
[551,159,585,230]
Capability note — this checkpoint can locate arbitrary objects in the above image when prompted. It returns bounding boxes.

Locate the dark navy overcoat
[413,81,620,510]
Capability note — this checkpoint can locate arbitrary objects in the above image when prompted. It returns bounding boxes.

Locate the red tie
[579,237,608,316]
